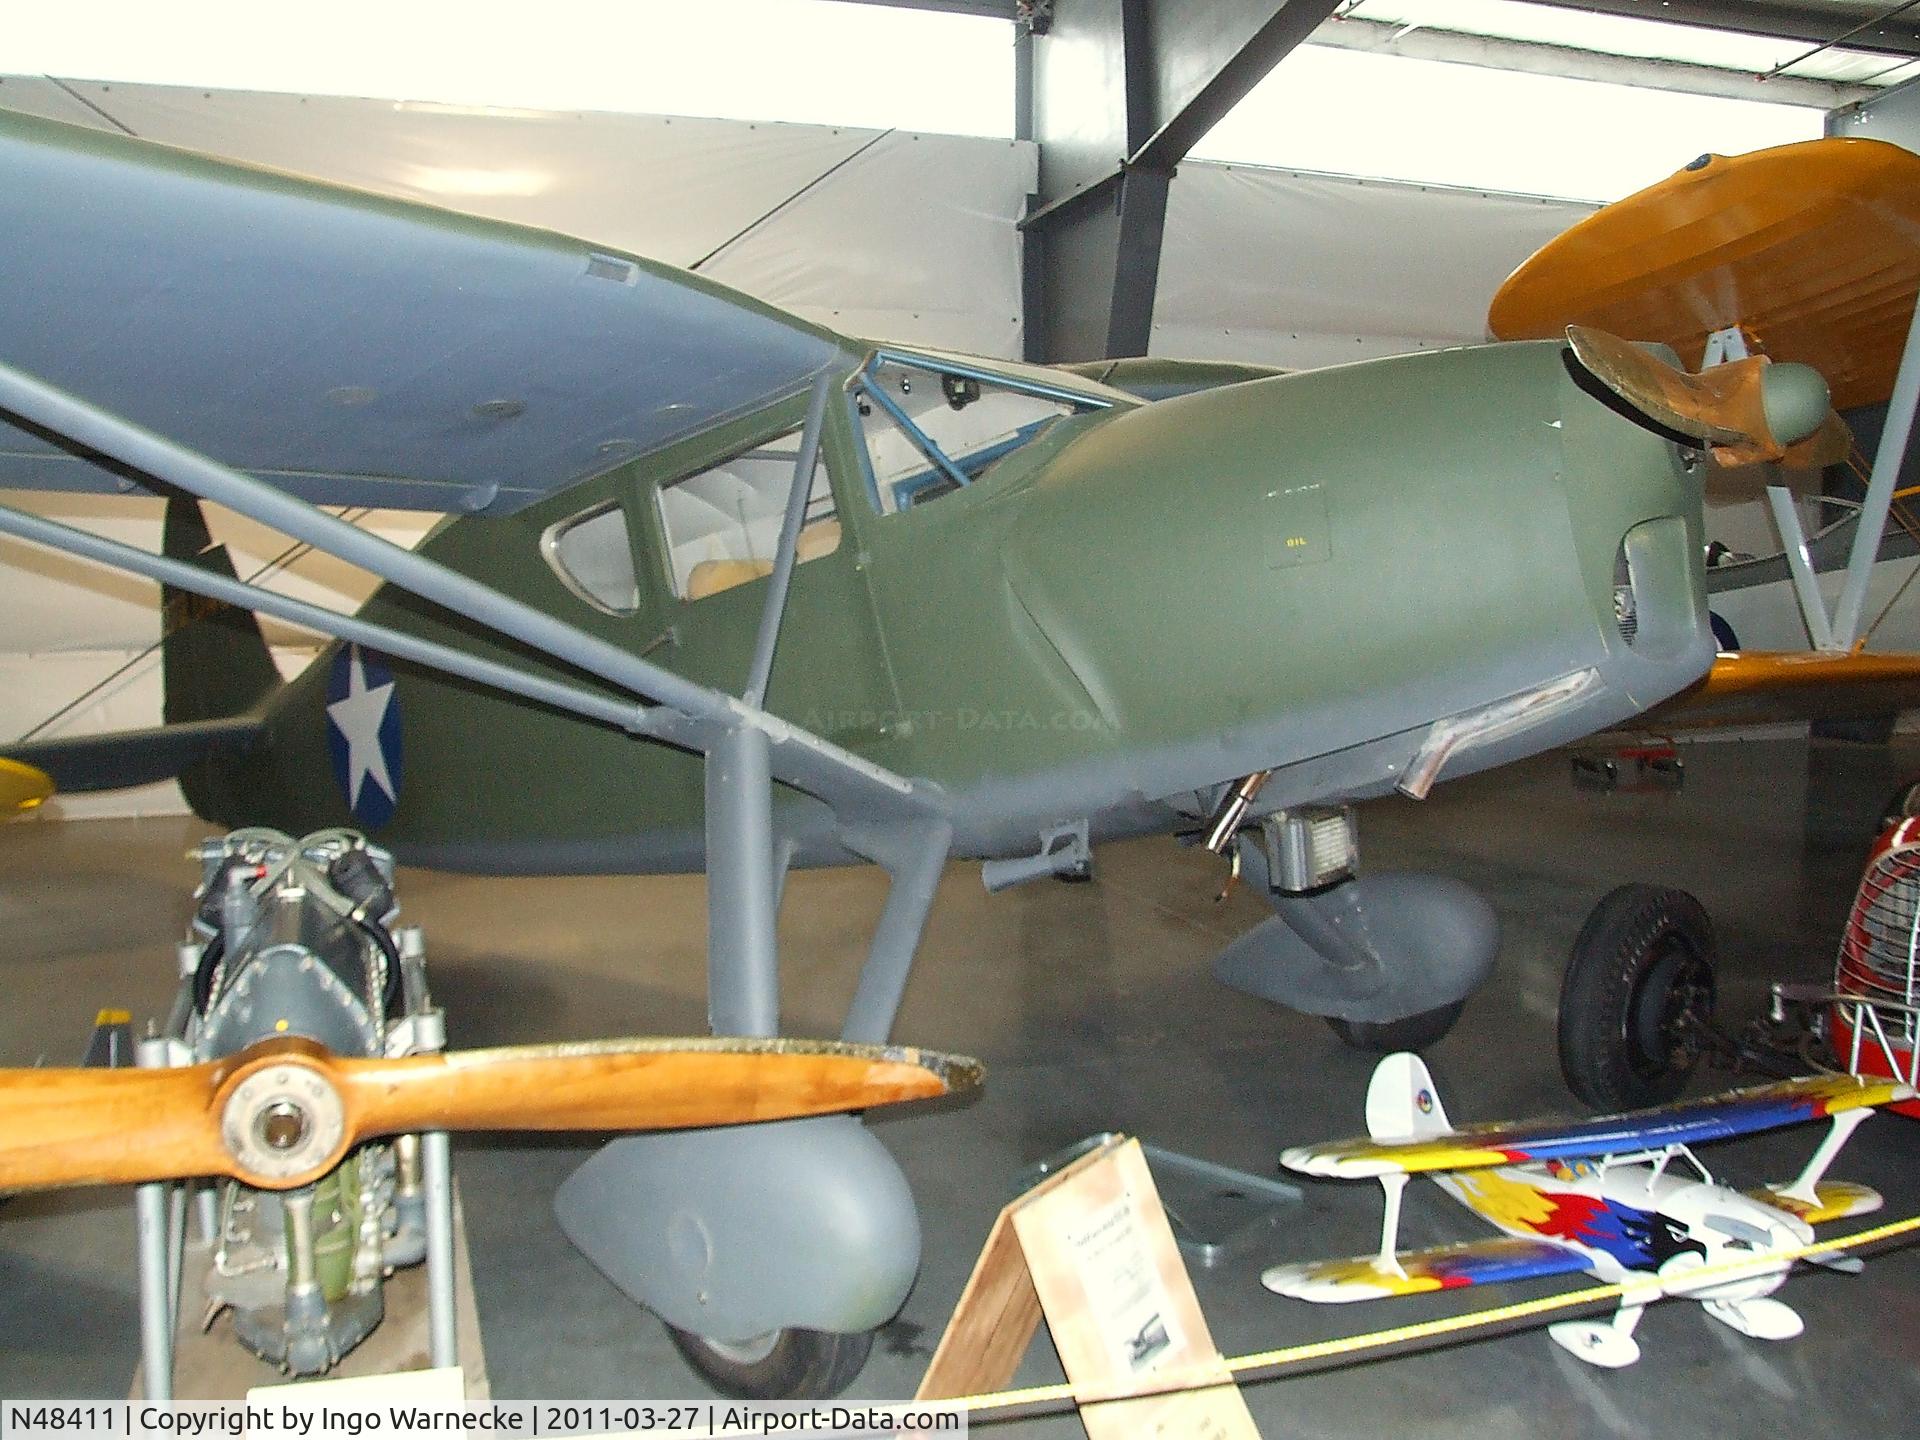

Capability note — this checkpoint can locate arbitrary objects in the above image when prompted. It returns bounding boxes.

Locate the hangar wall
[0,78,1591,818]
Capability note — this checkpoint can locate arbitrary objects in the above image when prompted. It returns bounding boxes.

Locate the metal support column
[1106,167,1172,358]
[1833,298,1920,647]
[1023,0,1344,361]
[422,1129,458,1370]
[842,820,955,1044]
[133,1036,175,1401]
[705,724,780,1037]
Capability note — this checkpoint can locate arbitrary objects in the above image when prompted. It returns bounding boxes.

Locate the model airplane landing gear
[1548,1302,1645,1369]
[1213,809,1497,1051]
[1704,1295,1805,1341]
[1558,884,1717,1108]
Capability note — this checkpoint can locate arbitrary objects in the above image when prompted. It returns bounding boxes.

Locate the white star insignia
[327,647,397,811]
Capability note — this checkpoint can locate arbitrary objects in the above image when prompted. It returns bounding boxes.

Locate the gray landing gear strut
[554,725,954,1399]
[1212,813,1497,1052]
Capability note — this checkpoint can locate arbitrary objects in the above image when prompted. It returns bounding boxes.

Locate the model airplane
[1264,1053,1911,1367]
[0,108,1899,1395]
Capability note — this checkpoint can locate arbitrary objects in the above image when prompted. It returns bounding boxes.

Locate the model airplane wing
[1262,1235,1590,1303]
[1282,1073,1913,1179]
[1747,1179,1884,1226]
[0,110,849,515]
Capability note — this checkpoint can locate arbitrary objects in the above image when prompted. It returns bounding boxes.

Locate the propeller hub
[218,1058,347,1186]
[257,1100,310,1152]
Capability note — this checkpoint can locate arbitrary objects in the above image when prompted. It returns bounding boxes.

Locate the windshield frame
[846,348,1121,515]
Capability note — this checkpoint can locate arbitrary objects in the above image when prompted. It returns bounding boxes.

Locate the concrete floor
[2,735,1919,1436]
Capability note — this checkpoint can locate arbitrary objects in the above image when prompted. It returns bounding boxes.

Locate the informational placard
[919,1136,1257,1440]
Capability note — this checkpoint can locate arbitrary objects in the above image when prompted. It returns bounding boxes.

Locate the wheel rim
[698,1331,781,1365]
[1626,936,1714,1083]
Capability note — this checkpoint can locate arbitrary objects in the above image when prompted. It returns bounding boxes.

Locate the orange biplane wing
[1489,137,1920,411]
[1648,651,1920,730]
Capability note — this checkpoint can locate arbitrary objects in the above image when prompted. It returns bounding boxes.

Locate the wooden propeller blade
[0,1062,229,1190]
[1705,409,1855,501]
[341,1036,978,1139]
[1568,324,1774,448]
[0,1035,981,1193]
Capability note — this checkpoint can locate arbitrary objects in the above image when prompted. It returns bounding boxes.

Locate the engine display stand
[130,1188,490,1401]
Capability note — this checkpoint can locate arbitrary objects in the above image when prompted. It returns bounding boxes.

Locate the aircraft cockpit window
[854,356,1104,515]
[541,500,641,615]
[656,428,839,601]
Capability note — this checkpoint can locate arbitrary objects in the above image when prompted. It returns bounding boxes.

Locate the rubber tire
[1559,884,1716,1111]
[666,1325,874,1400]
[1326,1001,1465,1054]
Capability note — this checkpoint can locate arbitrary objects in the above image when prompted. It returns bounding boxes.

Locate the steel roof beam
[1313,17,1879,107]
[1024,0,1341,362]
[1516,0,1920,61]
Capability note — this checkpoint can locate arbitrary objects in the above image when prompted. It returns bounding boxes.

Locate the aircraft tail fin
[161,494,281,726]
[1365,1052,1454,1143]
[4,497,280,810]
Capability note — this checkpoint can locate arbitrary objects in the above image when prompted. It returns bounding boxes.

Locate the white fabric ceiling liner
[1154,162,1595,370]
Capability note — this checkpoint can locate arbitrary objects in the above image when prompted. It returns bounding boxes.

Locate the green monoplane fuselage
[198,336,1710,874]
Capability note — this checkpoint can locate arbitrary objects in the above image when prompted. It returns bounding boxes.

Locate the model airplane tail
[1364,1051,1454,1143]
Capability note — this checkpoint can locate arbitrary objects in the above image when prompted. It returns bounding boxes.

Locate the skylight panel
[1192,45,1824,202]
[4,0,1016,137]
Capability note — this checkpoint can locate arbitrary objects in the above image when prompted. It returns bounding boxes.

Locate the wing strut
[1776,1105,1874,1207]
[0,359,936,825]
[1753,295,1920,653]
[1376,1172,1410,1277]
[0,358,956,1065]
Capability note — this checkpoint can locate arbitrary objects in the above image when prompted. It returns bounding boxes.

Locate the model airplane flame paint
[1264,1054,1911,1368]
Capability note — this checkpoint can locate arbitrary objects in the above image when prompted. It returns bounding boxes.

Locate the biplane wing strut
[1709,307,1920,655]
[1777,1105,1874,1207]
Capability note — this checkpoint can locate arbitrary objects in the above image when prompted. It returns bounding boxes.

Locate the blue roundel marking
[326,644,403,827]
[1416,1089,1435,1115]
[1710,610,1740,652]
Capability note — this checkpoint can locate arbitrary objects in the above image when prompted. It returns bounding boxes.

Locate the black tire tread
[1327,1000,1466,1054]
[667,1325,874,1400]
[1558,883,1714,1110]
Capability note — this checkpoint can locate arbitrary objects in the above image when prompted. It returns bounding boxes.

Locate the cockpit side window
[655,427,840,601]
[542,500,640,615]
[853,356,1106,516]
